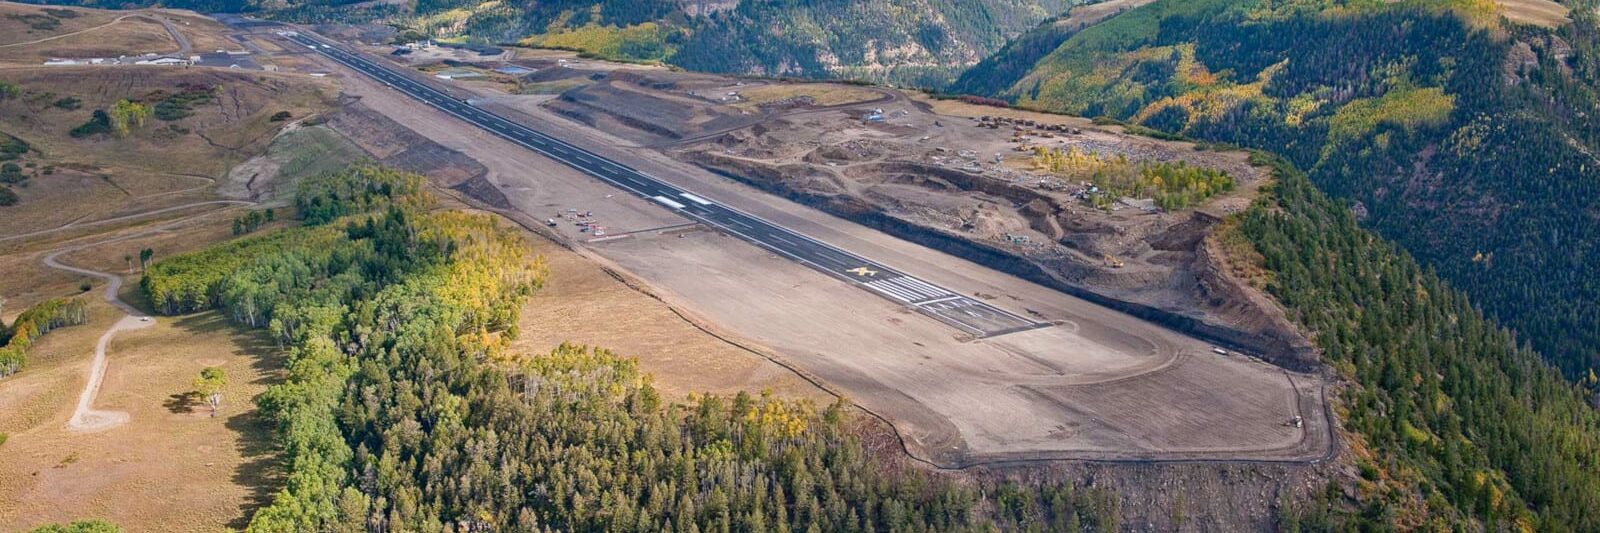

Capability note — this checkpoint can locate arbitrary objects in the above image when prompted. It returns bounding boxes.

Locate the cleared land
[1052,0,1161,30]
[309,36,1331,465]
[219,124,369,202]
[0,3,245,62]
[1496,0,1570,27]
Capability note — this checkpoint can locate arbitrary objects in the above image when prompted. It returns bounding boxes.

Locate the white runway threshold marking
[288,32,1051,338]
[863,276,954,303]
[865,279,917,302]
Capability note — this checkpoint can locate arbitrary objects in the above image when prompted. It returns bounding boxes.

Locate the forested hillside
[1240,156,1600,531]
[145,166,1122,531]
[959,0,1600,378]
[142,160,1600,531]
[26,0,1073,87]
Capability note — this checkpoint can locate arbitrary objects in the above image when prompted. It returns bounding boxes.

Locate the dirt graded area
[0,8,1349,527]
[0,12,872,530]
[312,35,1334,467]
[519,64,1315,371]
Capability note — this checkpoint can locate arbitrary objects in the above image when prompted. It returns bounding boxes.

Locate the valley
[1,0,1598,531]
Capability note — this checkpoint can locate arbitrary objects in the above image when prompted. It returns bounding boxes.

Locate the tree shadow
[165,310,288,529]
[225,407,284,530]
[171,312,282,384]
[164,391,200,414]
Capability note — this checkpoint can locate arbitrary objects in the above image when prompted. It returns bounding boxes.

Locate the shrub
[29,520,120,533]
[0,134,27,161]
[153,86,214,121]
[70,110,112,138]
[0,162,24,184]
[3,13,59,31]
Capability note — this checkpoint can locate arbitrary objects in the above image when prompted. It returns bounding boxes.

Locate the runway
[283,31,1047,338]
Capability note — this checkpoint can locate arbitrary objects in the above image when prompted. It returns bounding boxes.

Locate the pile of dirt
[545,73,768,144]
[528,59,1316,368]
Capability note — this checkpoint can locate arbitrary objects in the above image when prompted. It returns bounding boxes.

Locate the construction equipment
[1103,254,1125,268]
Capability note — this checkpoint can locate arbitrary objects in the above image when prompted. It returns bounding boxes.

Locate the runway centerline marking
[286,30,1047,338]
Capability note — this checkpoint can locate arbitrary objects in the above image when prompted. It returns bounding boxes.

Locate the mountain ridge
[954,0,1600,380]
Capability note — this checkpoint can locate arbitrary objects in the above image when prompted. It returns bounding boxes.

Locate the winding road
[37,207,249,433]
[1,12,190,55]
[45,242,148,433]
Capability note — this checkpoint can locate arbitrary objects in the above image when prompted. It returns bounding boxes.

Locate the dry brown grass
[157,9,244,54]
[0,2,122,47]
[0,3,248,63]
[510,228,831,402]
[0,305,282,532]
[0,16,177,65]
[0,212,283,531]
[0,67,335,236]
[0,68,335,177]
[1496,0,1570,27]
[0,202,247,321]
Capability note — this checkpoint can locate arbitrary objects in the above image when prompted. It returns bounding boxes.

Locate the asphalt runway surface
[285,30,1047,338]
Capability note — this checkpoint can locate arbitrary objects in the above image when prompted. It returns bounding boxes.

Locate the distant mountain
[956,0,1600,381]
[31,0,1075,87]
[953,3,1600,527]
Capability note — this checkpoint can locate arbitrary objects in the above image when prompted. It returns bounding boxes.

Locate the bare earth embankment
[298,34,1333,467]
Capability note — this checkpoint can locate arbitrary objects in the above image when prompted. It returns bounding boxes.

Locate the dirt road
[0,14,138,49]
[0,200,252,244]
[43,244,148,432]
[35,207,246,432]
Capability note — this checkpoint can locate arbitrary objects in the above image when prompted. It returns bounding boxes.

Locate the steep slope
[32,0,1075,87]
[1241,156,1600,532]
[959,0,1600,378]
[949,0,1156,96]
